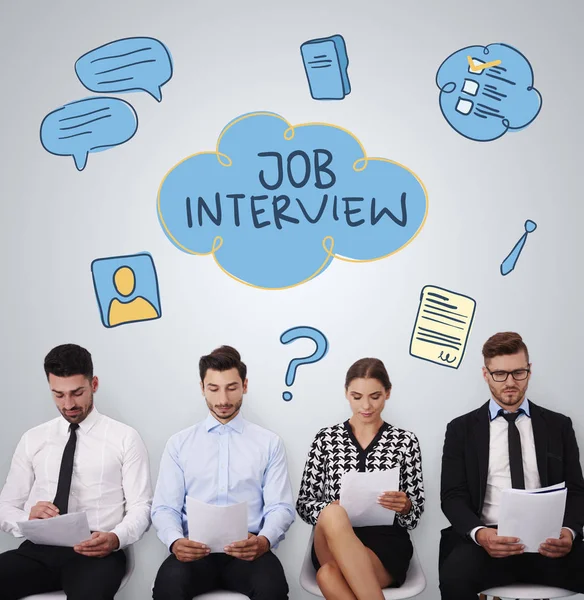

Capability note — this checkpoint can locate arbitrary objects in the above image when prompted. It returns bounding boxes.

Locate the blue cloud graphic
[436,43,542,141]
[157,112,428,289]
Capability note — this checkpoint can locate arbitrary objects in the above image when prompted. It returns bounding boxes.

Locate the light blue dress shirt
[488,397,531,420]
[151,412,295,550]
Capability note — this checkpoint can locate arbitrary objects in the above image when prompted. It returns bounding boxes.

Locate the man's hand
[539,528,573,558]
[476,528,524,558]
[74,532,120,558]
[377,491,412,515]
[170,538,210,562]
[224,533,270,561]
[29,501,59,520]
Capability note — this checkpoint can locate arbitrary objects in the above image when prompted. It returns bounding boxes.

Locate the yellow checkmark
[467,55,502,73]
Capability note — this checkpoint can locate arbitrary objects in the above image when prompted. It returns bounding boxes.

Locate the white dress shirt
[471,398,573,543]
[0,408,152,549]
[481,397,541,527]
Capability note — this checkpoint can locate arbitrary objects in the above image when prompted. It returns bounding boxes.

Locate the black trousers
[439,536,584,600]
[0,540,126,600]
[152,551,288,600]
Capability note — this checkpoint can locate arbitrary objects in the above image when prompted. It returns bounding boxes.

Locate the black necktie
[499,409,525,489]
[53,423,79,514]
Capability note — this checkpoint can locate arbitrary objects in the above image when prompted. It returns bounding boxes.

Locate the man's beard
[60,395,93,424]
[492,385,525,407]
[208,398,242,421]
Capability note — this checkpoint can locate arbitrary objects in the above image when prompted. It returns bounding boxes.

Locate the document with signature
[409,285,476,369]
[340,469,399,527]
[18,512,91,547]
[186,497,248,553]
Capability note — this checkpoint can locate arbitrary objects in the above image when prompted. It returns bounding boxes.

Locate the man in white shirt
[0,344,152,600]
[151,345,294,599]
[439,332,584,599]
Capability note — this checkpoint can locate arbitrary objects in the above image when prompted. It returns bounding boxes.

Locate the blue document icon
[301,35,351,100]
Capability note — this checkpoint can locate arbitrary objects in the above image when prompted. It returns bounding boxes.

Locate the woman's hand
[377,491,412,515]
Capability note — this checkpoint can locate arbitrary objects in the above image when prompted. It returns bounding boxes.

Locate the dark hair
[482,332,529,363]
[345,357,392,391]
[44,344,94,380]
[199,345,247,383]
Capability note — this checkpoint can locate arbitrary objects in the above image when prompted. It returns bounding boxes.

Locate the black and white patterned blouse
[296,420,425,529]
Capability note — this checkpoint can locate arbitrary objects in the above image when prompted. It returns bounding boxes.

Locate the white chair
[21,543,135,599]
[193,593,248,599]
[479,583,577,599]
[300,530,426,598]
[150,577,248,599]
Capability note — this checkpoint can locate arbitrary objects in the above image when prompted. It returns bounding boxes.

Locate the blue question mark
[280,326,329,401]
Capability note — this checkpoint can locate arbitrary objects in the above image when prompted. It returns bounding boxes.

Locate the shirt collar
[205,411,244,433]
[59,406,101,434]
[489,397,531,421]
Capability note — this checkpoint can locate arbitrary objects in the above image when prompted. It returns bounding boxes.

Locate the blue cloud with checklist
[436,43,542,142]
[157,112,428,289]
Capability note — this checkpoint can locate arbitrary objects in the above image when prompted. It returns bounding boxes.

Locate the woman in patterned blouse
[296,357,425,599]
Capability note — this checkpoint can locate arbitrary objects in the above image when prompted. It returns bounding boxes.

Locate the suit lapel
[473,401,490,507]
[530,401,549,487]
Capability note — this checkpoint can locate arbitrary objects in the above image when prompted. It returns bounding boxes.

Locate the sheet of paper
[18,512,91,547]
[409,286,477,369]
[507,481,565,495]
[186,497,248,553]
[339,469,399,527]
[498,485,567,552]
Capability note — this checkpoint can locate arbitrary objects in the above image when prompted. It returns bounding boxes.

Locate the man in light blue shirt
[151,345,294,600]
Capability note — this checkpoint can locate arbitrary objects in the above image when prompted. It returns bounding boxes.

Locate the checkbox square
[462,79,479,96]
[456,98,473,115]
[468,58,485,75]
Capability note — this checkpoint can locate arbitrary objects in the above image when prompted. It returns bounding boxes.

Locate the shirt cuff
[161,529,184,552]
[563,527,576,541]
[257,528,277,550]
[109,526,127,551]
[470,526,486,545]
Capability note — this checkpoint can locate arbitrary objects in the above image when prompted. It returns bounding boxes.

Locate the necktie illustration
[500,410,525,489]
[500,219,537,276]
[53,423,80,514]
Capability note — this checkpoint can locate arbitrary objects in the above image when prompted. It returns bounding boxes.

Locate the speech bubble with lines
[40,97,138,171]
[75,37,173,102]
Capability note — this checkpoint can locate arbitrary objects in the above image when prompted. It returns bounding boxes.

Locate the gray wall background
[1,0,583,598]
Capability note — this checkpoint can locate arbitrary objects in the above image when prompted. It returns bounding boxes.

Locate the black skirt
[311,524,413,587]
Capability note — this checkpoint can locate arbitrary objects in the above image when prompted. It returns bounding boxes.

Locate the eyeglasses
[486,367,531,382]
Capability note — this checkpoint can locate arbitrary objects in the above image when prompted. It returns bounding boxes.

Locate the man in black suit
[439,332,584,599]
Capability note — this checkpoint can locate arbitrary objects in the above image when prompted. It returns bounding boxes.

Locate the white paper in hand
[18,512,91,547]
[186,497,248,553]
[498,483,567,552]
[340,469,400,527]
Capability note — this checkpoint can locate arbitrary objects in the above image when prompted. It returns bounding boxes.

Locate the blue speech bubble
[436,43,542,142]
[40,97,138,171]
[281,326,329,401]
[157,112,428,289]
[75,37,173,102]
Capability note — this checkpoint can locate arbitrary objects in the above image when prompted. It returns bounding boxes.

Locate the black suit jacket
[440,400,584,562]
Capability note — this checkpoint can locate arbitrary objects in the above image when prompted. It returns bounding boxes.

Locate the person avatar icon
[108,266,159,327]
[91,252,162,329]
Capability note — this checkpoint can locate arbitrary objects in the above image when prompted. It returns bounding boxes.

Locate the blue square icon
[91,253,162,328]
